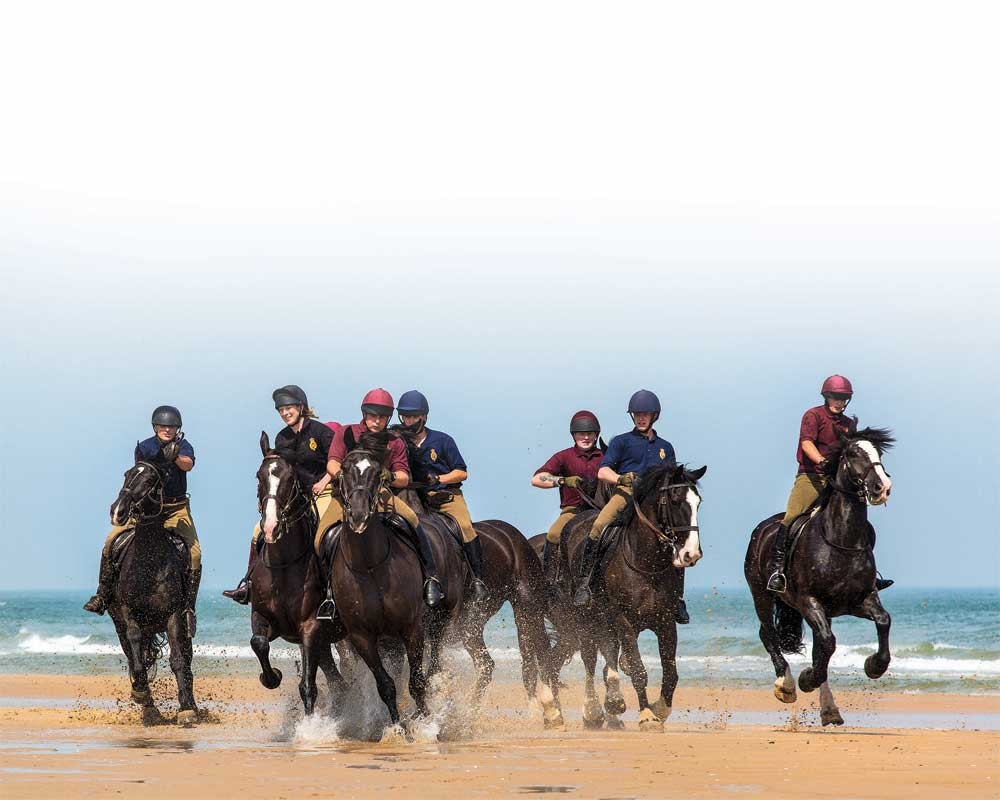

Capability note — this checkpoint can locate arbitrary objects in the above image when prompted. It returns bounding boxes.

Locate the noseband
[632,481,700,549]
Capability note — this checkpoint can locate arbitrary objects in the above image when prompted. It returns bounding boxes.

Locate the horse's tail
[773,598,805,654]
[140,631,167,680]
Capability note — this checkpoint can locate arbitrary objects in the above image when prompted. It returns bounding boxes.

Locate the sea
[1,587,997,694]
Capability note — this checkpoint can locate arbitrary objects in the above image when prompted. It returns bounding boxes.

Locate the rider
[314,389,444,613]
[396,390,487,602]
[531,410,603,586]
[223,385,335,604]
[83,406,202,636]
[573,390,689,623]
[767,375,894,594]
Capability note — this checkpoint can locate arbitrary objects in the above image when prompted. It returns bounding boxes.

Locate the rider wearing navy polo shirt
[574,390,687,621]
[84,405,201,636]
[397,390,487,602]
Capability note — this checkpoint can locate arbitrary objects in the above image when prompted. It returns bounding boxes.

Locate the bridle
[258,455,316,543]
[339,451,391,532]
[118,461,166,520]
[631,481,700,550]
[829,446,891,504]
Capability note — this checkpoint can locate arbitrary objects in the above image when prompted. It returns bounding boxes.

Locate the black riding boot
[766,523,790,593]
[185,566,201,638]
[83,551,115,615]
[462,537,488,602]
[223,542,256,605]
[674,568,690,624]
[315,528,339,621]
[573,538,601,607]
[875,574,894,591]
[414,523,444,607]
[542,539,558,585]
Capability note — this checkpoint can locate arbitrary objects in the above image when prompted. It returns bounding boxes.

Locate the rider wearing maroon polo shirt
[531,410,603,585]
[767,375,893,593]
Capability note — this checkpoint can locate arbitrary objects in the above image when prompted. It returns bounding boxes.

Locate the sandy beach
[1,673,996,799]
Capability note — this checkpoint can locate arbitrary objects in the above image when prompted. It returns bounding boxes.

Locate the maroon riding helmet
[361,388,394,417]
[821,375,854,397]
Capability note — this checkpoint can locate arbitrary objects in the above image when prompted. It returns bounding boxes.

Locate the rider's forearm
[391,470,409,489]
[175,456,194,472]
[597,466,619,485]
[435,469,467,486]
[801,440,825,464]
[314,473,331,491]
[531,473,559,489]
[327,460,342,479]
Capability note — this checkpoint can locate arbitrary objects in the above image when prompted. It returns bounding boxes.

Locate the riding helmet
[273,384,309,409]
[627,390,661,415]
[361,388,394,417]
[151,405,182,427]
[570,410,601,434]
[821,375,854,397]
[397,390,430,416]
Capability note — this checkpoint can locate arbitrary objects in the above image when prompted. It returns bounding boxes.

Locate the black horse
[326,446,466,735]
[247,434,345,715]
[550,464,707,730]
[745,428,894,726]
[106,462,196,726]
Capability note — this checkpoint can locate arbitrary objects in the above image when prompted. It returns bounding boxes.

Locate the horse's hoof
[606,716,625,730]
[131,689,152,705]
[141,706,162,726]
[604,695,626,716]
[543,710,565,730]
[582,698,605,727]
[798,668,818,693]
[773,686,797,704]
[259,669,283,690]
[864,654,889,680]
[582,716,606,730]
[177,709,197,727]
[821,708,845,727]
[650,697,672,721]
[638,707,664,732]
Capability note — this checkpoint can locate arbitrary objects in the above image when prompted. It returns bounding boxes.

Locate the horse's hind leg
[166,611,197,726]
[580,633,605,729]
[250,611,282,690]
[352,633,401,730]
[403,630,429,720]
[462,627,495,707]
[316,642,345,710]
[798,597,834,694]
[856,591,892,680]
[751,590,794,703]
[818,681,844,726]
[513,598,563,728]
[599,630,626,726]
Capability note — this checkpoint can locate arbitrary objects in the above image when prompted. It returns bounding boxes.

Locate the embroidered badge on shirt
[659,448,666,460]
[309,438,318,451]
[430,448,438,462]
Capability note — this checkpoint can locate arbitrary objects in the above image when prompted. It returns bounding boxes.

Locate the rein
[257,455,317,569]
[630,482,700,547]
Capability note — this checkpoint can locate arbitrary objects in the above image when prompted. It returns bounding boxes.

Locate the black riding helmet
[151,405,182,427]
[273,384,308,409]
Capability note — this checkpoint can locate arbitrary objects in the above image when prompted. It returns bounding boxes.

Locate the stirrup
[875,575,894,591]
[222,581,250,605]
[424,577,443,608]
[83,594,107,615]
[469,578,488,602]
[766,571,787,593]
[316,597,337,621]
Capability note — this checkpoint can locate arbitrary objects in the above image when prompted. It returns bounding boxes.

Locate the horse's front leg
[121,614,160,726]
[856,590,892,679]
[651,622,678,725]
[250,610,282,689]
[579,632,605,729]
[798,597,835,693]
[298,619,324,715]
[617,623,655,729]
[351,632,401,732]
[166,611,197,726]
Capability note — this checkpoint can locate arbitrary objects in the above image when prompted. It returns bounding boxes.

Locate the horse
[326,445,466,734]
[745,428,894,726]
[401,488,565,728]
[549,464,707,731]
[106,461,196,726]
[246,433,345,715]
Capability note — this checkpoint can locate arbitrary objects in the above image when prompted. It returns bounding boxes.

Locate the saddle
[110,528,187,568]
[315,512,423,572]
[561,523,622,594]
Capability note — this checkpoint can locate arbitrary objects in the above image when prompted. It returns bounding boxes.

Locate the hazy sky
[2,2,998,591]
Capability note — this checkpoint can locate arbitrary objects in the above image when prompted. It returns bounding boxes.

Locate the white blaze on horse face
[263,462,279,539]
[356,457,373,475]
[674,489,702,567]
[857,440,892,504]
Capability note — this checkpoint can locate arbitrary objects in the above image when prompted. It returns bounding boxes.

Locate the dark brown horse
[107,461,196,726]
[247,434,344,715]
[548,464,706,730]
[328,446,466,734]
[402,489,564,728]
[745,428,894,726]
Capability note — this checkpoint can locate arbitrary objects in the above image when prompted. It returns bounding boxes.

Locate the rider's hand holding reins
[560,475,584,489]
[617,472,635,487]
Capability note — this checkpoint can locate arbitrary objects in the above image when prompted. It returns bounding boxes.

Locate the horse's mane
[819,426,896,476]
[355,429,392,466]
[614,463,689,527]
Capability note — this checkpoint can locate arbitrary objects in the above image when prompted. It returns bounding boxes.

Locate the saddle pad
[111,528,186,566]
[786,507,820,570]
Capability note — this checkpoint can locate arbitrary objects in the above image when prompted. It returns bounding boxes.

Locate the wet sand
[1,674,997,798]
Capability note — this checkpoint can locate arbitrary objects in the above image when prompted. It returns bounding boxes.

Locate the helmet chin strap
[400,416,426,435]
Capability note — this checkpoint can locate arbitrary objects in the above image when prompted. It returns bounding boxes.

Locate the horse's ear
[260,431,271,457]
[686,465,707,482]
[599,436,608,452]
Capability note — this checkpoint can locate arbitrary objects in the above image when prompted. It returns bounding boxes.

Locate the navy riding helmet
[627,390,661,415]
[397,390,430,416]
